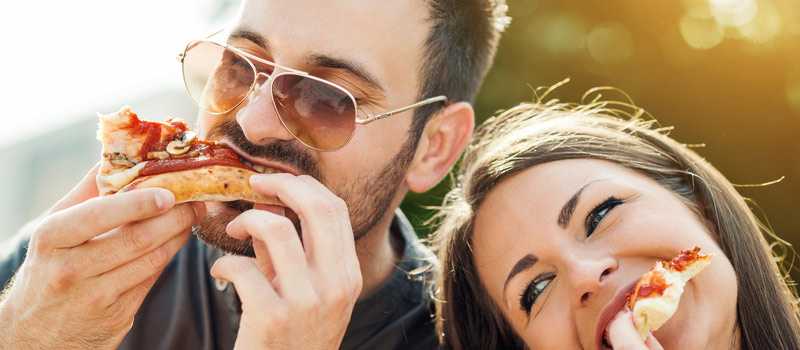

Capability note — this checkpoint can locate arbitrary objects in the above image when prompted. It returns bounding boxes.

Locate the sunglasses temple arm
[358,95,448,124]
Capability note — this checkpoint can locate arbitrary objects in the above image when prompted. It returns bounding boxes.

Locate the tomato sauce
[140,143,255,176]
[669,247,701,272]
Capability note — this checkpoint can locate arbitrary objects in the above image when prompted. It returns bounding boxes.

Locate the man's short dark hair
[411,0,510,140]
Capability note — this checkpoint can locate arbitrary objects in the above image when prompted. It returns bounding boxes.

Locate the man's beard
[192,120,416,257]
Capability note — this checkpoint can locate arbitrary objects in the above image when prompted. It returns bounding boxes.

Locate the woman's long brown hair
[430,93,800,349]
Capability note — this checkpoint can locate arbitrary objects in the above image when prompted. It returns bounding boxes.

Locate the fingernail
[155,190,173,210]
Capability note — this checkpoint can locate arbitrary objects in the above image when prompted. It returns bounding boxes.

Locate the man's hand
[0,165,206,349]
[210,174,363,350]
[606,310,665,350]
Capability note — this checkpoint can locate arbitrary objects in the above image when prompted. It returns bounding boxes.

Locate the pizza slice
[627,247,713,340]
[96,106,282,205]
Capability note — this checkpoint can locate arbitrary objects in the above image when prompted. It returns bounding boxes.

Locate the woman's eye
[520,273,554,314]
[585,196,623,236]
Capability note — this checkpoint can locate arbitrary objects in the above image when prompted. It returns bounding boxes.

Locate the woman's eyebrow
[557,179,605,229]
[502,253,538,300]
[557,185,588,229]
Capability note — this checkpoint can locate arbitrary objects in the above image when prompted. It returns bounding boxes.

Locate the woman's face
[472,159,739,349]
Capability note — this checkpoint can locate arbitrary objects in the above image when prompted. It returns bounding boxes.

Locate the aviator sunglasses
[179,39,447,151]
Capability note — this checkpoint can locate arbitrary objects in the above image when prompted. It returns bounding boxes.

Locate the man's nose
[563,250,617,308]
[235,74,296,144]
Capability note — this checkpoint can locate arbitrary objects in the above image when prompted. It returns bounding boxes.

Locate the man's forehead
[234,0,430,97]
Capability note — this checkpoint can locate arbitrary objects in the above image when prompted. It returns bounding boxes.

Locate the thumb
[50,162,101,214]
[607,310,651,350]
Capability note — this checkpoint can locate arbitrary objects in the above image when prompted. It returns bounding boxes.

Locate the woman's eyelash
[585,196,623,236]
[519,272,554,314]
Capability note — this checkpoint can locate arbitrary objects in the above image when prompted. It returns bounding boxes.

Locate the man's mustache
[207,119,323,182]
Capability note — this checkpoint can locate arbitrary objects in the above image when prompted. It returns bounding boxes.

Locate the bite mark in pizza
[96,106,283,205]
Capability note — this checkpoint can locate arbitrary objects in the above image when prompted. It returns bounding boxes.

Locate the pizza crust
[119,165,283,205]
[629,247,712,340]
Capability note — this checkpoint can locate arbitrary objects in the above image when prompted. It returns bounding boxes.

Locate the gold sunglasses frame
[178,38,447,151]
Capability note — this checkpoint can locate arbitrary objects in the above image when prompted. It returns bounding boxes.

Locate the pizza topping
[146,151,171,160]
[97,161,149,196]
[104,152,137,168]
[668,247,703,272]
[166,131,198,155]
[97,107,189,168]
[140,143,255,177]
[631,270,666,299]
[97,106,284,198]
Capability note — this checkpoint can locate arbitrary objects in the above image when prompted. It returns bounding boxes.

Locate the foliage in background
[400,0,800,268]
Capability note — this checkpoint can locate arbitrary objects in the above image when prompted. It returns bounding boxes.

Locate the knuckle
[297,297,322,317]
[31,218,60,252]
[124,227,154,252]
[264,217,296,241]
[312,197,339,216]
[30,231,51,253]
[83,286,113,310]
[49,265,78,292]
[133,194,153,214]
[326,286,350,306]
[84,199,112,226]
[264,305,290,329]
[145,246,170,270]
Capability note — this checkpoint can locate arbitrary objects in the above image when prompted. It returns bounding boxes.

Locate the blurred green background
[401,0,800,277]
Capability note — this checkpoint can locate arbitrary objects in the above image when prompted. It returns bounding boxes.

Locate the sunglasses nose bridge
[251,72,273,98]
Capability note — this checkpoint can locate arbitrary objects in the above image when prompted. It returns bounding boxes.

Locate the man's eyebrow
[229,28,270,51]
[308,54,385,93]
[227,28,384,94]
[502,253,539,301]
[557,183,593,229]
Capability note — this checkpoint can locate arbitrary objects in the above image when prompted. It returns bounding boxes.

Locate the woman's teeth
[239,158,280,174]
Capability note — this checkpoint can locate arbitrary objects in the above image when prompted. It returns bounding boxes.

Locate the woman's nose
[564,252,617,308]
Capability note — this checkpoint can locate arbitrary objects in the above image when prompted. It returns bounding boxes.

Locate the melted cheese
[96,161,148,196]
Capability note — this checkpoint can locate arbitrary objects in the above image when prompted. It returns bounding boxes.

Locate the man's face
[192,0,433,256]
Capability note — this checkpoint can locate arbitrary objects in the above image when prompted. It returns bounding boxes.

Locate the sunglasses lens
[182,41,255,114]
[271,74,357,150]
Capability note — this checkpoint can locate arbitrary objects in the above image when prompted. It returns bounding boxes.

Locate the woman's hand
[606,310,664,350]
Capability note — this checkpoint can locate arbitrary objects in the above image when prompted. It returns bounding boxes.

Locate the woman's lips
[595,279,640,350]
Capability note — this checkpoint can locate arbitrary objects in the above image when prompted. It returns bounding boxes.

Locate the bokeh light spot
[710,0,758,27]
[679,15,724,50]
[529,13,587,55]
[735,0,781,44]
[586,22,634,66]
[681,0,713,19]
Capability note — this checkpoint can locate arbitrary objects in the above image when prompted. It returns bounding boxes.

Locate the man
[0,0,508,348]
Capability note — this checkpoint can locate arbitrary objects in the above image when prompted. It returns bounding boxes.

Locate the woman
[431,93,800,349]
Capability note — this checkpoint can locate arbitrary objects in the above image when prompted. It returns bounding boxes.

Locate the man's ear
[406,101,474,193]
